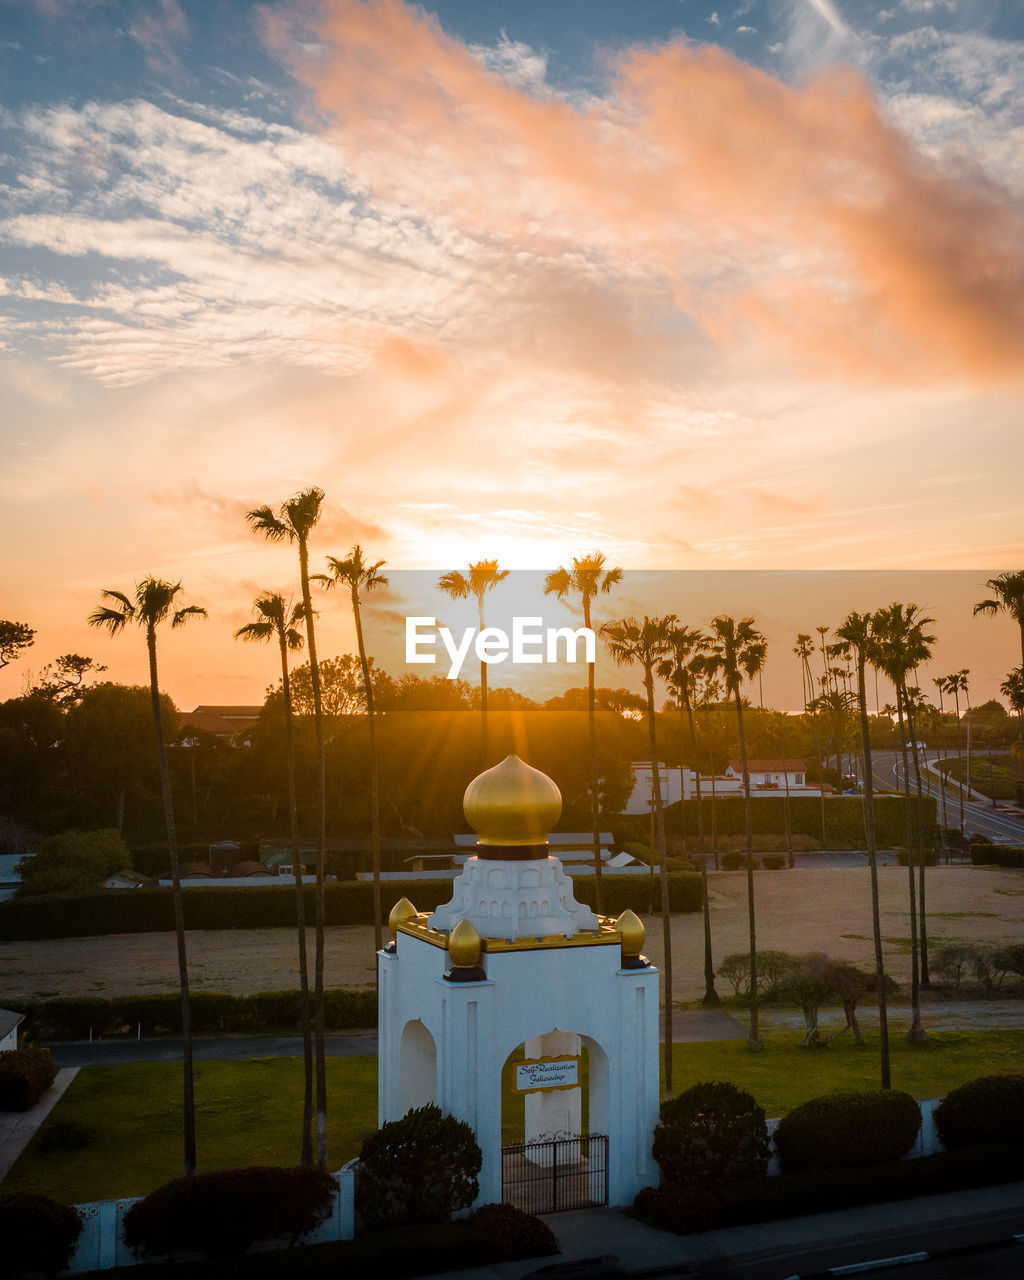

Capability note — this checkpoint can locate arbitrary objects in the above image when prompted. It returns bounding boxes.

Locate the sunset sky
[2,0,1022,709]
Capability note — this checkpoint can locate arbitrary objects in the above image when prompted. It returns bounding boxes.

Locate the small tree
[356,1105,482,1228]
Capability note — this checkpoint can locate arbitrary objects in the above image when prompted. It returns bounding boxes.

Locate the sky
[1,0,1022,710]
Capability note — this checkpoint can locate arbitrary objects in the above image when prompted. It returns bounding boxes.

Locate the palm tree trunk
[298,538,329,1170]
[646,674,673,1096]
[281,640,314,1168]
[352,587,383,953]
[904,697,930,987]
[895,685,926,1043]
[584,598,604,916]
[735,691,762,1050]
[148,626,196,1175]
[685,697,718,1006]
[478,596,488,769]
[857,652,890,1088]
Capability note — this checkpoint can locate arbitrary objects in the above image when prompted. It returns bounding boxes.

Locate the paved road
[870,750,1024,845]
[47,1030,378,1067]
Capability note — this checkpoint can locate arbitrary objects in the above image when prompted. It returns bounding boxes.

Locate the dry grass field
[2,865,1021,1004]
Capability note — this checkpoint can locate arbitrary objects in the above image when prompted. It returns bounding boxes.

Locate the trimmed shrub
[652,1082,770,1186]
[772,1090,920,1174]
[0,1192,82,1278]
[761,853,786,870]
[0,1046,57,1111]
[720,851,758,871]
[631,1183,724,1235]
[894,846,938,866]
[122,1166,336,1258]
[466,1203,559,1260]
[934,1075,1024,1149]
[357,1104,482,1228]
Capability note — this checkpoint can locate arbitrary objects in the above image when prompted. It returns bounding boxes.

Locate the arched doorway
[400,1019,436,1113]
[499,1029,609,1212]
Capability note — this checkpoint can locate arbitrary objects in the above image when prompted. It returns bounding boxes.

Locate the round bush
[467,1203,559,1260]
[652,1082,770,1185]
[122,1166,336,1258]
[934,1075,1024,1150]
[631,1183,724,1235]
[721,851,759,871]
[773,1090,921,1174]
[356,1104,482,1228]
[0,1046,57,1111]
[761,854,786,870]
[37,1120,96,1154]
[0,1192,82,1278]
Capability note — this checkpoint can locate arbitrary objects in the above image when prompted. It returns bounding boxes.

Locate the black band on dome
[473,842,550,861]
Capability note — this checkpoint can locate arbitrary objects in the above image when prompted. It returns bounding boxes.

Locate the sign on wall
[514,1056,581,1093]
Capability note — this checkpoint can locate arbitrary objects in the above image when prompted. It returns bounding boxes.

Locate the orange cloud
[269,0,1024,383]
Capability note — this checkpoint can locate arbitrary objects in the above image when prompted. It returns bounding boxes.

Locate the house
[623,757,826,814]
[180,705,262,742]
[725,759,807,790]
[0,1008,24,1053]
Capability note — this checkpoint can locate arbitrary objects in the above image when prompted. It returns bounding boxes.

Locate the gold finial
[617,909,646,957]
[388,897,418,937]
[463,754,562,847]
[448,918,483,968]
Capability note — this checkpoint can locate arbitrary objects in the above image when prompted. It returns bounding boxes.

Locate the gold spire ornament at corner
[388,897,418,937]
[448,918,483,968]
[463,754,562,846]
[617,909,646,958]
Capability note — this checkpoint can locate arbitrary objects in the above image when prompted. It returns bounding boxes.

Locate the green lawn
[8,1028,1023,1204]
[5,1056,378,1204]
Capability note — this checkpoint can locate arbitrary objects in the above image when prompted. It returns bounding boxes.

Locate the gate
[501,1134,609,1213]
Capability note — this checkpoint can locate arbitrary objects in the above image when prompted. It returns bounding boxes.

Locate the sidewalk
[0,1066,79,1180]
[427,1180,1024,1279]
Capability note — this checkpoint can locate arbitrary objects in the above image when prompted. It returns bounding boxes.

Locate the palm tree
[931,677,952,852]
[88,578,206,1174]
[707,615,767,1051]
[658,625,719,1006]
[837,611,891,1089]
[246,487,330,1170]
[602,615,676,1090]
[1000,667,1024,752]
[795,633,827,846]
[938,670,970,840]
[544,553,622,914]
[974,571,1024,667]
[437,560,509,768]
[320,547,389,952]
[874,603,935,1040]
[235,592,313,1166]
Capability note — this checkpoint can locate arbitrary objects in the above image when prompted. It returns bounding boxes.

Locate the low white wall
[65,1161,357,1274]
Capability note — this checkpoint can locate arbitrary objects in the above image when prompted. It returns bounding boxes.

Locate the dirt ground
[1,865,1022,1003]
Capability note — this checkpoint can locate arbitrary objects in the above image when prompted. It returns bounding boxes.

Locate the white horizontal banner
[515,1057,580,1093]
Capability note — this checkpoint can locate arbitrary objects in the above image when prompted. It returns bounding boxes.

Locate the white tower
[377,754,660,1209]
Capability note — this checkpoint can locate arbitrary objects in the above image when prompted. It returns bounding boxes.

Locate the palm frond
[234,621,275,643]
[172,605,208,629]
[246,505,290,542]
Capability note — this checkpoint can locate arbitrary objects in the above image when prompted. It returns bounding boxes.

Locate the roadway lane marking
[831,1255,929,1275]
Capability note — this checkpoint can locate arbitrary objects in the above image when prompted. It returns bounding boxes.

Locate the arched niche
[400,1018,437,1114]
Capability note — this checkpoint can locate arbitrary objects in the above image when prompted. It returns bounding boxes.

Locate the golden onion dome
[463,754,562,847]
[448,918,483,968]
[617,908,646,957]
[388,897,418,937]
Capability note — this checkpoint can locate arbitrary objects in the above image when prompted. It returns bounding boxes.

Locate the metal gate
[501,1134,609,1213]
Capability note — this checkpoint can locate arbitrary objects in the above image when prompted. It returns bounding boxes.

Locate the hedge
[716,1141,1024,1226]
[0,1046,58,1110]
[0,874,701,941]
[772,1090,921,1174]
[122,1167,336,1258]
[7,989,378,1040]
[970,846,1024,868]
[664,794,936,849]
